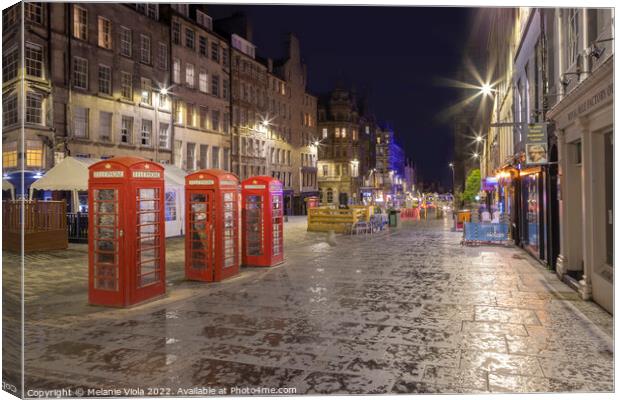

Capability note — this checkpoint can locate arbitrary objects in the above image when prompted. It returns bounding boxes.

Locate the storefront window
[526,174,539,252]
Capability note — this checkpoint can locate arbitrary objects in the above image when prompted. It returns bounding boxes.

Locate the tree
[462,168,481,204]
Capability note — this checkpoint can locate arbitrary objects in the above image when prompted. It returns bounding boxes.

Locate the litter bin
[389,209,401,227]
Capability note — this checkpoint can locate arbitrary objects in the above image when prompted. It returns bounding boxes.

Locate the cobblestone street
[5,216,614,394]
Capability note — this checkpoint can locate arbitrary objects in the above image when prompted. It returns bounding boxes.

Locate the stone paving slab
[2,216,614,394]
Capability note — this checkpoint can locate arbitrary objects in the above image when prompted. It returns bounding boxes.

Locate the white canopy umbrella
[2,178,15,199]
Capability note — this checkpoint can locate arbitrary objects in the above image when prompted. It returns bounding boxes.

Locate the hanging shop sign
[525,123,548,166]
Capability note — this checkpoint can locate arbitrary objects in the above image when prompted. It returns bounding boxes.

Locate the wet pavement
[3,216,614,395]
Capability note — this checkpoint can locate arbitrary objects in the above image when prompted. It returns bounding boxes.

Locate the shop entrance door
[90,185,123,305]
[187,190,214,281]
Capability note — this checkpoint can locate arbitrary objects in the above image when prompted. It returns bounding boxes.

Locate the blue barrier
[462,222,509,245]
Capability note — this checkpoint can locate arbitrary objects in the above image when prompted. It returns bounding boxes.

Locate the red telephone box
[241,176,284,267]
[185,169,240,282]
[88,156,166,307]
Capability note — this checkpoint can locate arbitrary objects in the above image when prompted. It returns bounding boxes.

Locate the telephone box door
[90,185,124,306]
[186,190,214,281]
[133,184,165,304]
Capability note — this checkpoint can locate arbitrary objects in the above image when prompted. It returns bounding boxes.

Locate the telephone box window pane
[190,193,210,270]
[272,195,283,256]
[93,188,118,291]
[246,195,263,256]
[137,188,160,287]
[223,192,236,267]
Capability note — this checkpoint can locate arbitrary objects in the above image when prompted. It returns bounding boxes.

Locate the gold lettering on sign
[93,171,124,178]
[189,179,214,185]
[221,180,237,186]
[132,171,161,178]
[245,184,266,189]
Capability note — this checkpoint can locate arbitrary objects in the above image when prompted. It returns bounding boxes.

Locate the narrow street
[7,216,613,394]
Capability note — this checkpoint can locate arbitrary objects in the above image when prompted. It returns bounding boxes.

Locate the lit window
[140,34,151,64]
[173,58,181,83]
[141,119,152,146]
[25,3,43,24]
[97,17,112,49]
[121,116,133,143]
[185,28,194,49]
[120,27,132,57]
[26,92,42,124]
[322,128,328,139]
[199,106,208,129]
[335,127,340,138]
[199,69,208,93]
[2,46,18,82]
[140,78,152,105]
[3,142,17,168]
[342,128,347,138]
[73,57,88,89]
[25,43,43,78]
[73,6,87,40]
[2,94,18,127]
[99,111,112,141]
[121,72,132,100]
[26,141,43,167]
[159,123,170,149]
[73,107,88,138]
[98,64,111,95]
[223,79,229,100]
[158,43,168,70]
[185,63,194,88]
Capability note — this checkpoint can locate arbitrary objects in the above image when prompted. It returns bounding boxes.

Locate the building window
[26,92,42,125]
[199,106,208,129]
[25,3,43,24]
[140,34,151,64]
[326,188,333,203]
[211,74,220,97]
[186,103,194,127]
[173,58,181,83]
[568,9,579,65]
[172,4,189,16]
[2,94,18,127]
[97,17,112,49]
[199,36,207,56]
[120,27,132,57]
[25,43,43,78]
[322,128,328,139]
[211,110,220,132]
[140,78,152,105]
[159,123,170,149]
[74,107,89,138]
[211,42,219,62]
[199,69,208,93]
[146,4,158,20]
[341,127,347,138]
[141,119,152,146]
[3,142,17,168]
[222,47,229,66]
[172,21,180,45]
[3,6,18,29]
[186,142,195,170]
[223,112,229,133]
[158,43,168,70]
[185,63,195,88]
[121,116,133,144]
[121,72,132,100]
[211,146,219,169]
[98,65,112,95]
[73,6,87,40]
[335,127,340,138]
[26,140,43,167]
[185,28,195,50]
[223,79,229,100]
[99,111,112,141]
[73,57,88,89]
[2,46,18,82]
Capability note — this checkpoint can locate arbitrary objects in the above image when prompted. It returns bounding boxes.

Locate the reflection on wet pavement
[9,216,613,394]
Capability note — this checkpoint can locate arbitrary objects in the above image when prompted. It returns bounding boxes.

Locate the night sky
[208,5,474,187]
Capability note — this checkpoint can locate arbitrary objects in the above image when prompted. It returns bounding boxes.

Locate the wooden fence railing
[2,200,66,233]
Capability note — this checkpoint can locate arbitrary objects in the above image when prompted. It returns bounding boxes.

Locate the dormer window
[196,10,213,30]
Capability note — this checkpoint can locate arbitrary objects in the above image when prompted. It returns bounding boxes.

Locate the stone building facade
[317,87,365,206]
[161,4,231,172]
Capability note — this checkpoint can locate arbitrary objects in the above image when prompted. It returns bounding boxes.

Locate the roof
[3,178,14,191]
[90,156,163,170]
[30,157,184,192]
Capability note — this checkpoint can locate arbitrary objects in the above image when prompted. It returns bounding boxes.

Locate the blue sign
[463,222,509,243]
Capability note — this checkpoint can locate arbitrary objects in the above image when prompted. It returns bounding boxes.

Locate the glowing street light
[475,136,483,143]
[472,152,480,159]
[480,83,493,96]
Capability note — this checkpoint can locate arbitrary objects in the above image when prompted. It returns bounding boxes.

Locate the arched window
[326,188,333,204]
